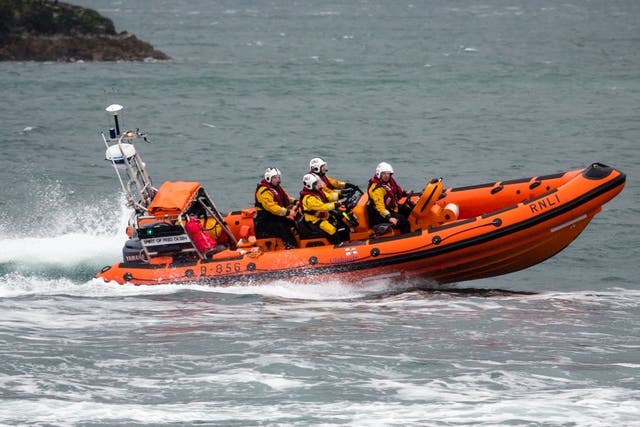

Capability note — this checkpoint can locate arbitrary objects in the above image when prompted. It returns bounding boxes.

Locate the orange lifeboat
[96,168,625,286]
[97,105,625,286]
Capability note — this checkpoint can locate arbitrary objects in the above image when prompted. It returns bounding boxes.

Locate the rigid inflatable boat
[95,105,626,286]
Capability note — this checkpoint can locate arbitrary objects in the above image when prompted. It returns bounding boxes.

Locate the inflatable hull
[96,163,625,287]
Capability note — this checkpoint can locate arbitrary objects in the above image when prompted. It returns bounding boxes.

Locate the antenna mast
[102,104,156,212]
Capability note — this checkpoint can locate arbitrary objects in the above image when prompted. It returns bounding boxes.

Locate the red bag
[185,216,217,253]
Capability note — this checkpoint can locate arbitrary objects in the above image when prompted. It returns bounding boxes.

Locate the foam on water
[1,276,638,427]
[0,272,413,301]
[1,387,638,426]
[0,233,124,266]
[215,278,415,300]
[0,187,130,284]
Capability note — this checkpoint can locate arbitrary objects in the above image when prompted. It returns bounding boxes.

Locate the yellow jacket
[301,192,339,223]
[255,184,293,217]
[368,183,396,219]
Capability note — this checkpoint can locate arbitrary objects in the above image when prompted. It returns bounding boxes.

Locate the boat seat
[350,198,370,233]
[296,218,343,247]
[296,217,328,240]
[364,201,400,235]
[371,223,393,236]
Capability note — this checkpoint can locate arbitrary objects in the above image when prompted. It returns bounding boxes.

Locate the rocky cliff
[0,0,170,61]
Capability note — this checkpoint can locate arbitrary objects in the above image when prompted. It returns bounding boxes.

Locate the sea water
[0,0,639,425]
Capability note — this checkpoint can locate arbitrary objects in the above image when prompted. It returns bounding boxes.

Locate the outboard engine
[122,238,144,263]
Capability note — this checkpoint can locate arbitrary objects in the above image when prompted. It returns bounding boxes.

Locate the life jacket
[368,176,403,210]
[300,187,330,220]
[254,179,291,210]
[185,216,217,254]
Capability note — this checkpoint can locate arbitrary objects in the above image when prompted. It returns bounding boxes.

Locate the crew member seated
[367,161,412,234]
[300,173,349,245]
[308,157,359,201]
[254,167,298,249]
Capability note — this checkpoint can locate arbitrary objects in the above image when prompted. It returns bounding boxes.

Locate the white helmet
[264,167,281,184]
[375,162,394,179]
[303,173,319,190]
[309,157,327,174]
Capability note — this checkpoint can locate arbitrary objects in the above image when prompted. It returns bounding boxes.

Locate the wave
[2,263,639,307]
[0,180,130,282]
[0,272,415,300]
[0,233,124,267]
[3,386,639,427]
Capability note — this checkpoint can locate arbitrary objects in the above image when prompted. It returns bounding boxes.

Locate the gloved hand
[335,198,347,208]
[345,182,358,190]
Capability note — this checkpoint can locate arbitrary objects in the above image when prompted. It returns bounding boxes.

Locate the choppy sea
[1,0,639,425]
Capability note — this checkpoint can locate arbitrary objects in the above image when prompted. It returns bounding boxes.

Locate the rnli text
[529,193,561,213]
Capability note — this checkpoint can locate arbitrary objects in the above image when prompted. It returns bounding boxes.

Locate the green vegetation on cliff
[0,0,115,36]
[0,0,169,61]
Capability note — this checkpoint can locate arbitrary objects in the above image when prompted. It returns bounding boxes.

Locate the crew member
[300,173,348,244]
[308,157,358,201]
[367,162,412,234]
[254,167,298,249]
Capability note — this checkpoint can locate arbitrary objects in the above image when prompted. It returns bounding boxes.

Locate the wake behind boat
[95,105,625,286]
